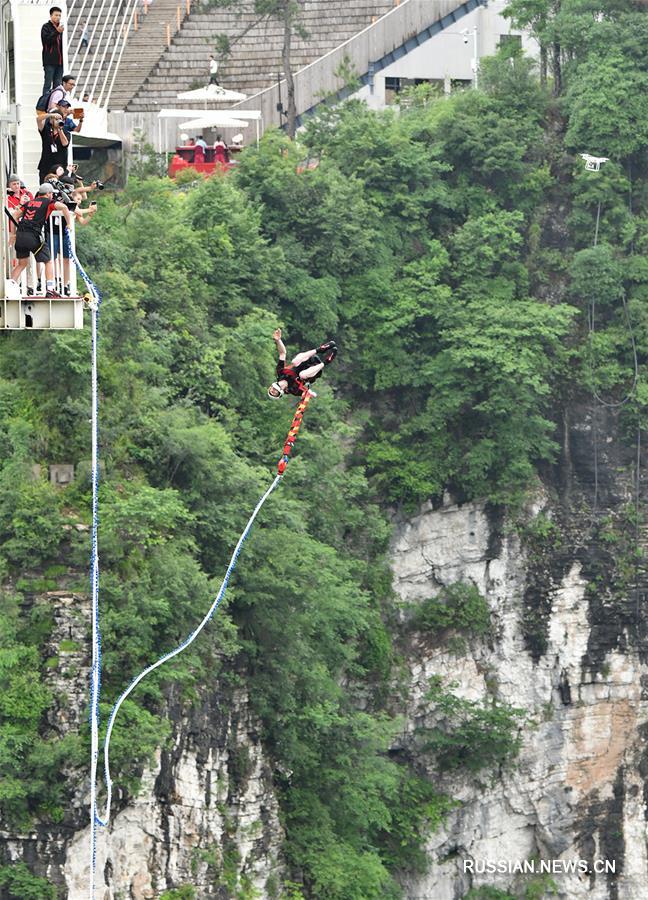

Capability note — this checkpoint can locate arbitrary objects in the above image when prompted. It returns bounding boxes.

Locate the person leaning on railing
[49,182,98,296]
[72,193,97,225]
[67,169,101,202]
[9,184,72,299]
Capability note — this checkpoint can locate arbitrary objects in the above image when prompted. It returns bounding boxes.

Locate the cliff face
[2,592,284,900]
[391,406,648,900]
[3,408,644,900]
[65,686,284,899]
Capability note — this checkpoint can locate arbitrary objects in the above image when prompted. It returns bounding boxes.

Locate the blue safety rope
[65,230,103,900]
[97,472,283,826]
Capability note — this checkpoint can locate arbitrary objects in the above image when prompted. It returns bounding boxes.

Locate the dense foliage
[0,0,646,895]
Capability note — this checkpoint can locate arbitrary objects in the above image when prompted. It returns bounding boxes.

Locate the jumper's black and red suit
[276,341,337,396]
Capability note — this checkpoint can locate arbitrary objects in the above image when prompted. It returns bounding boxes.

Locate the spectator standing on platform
[7,175,33,212]
[11,184,72,298]
[195,135,208,151]
[37,112,70,185]
[209,55,219,85]
[80,21,90,50]
[41,7,65,95]
[47,75,76,111]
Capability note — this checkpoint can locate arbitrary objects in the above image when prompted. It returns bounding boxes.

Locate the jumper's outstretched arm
[273,328,287,361]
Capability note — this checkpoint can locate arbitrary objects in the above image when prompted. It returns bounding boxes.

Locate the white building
[356,0,536,107]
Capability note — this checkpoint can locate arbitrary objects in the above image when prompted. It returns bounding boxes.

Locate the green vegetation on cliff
[0,0,647,896]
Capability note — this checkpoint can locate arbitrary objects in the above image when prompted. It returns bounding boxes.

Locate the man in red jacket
[41,6,65,95]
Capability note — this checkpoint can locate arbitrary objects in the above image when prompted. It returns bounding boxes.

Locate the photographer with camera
[10,184,72,298]
[70,174,104,200]
[37,109,69,185]
[41,168,78,211]
[44,179,97,296]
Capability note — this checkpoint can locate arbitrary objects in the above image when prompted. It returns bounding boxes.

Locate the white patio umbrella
[176,85,248,103]
[178,116,249,130]
[158,108,220,119]
[180,115,260,147]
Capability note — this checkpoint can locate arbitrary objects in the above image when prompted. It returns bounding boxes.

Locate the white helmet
[267,382,285,399]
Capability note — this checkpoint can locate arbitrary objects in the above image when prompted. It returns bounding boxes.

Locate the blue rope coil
[97,472,283,826]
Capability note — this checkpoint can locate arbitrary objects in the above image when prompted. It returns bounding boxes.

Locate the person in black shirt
[41,6,65,95]
[37,111,69,185]
[11,184,72,298]
[268,328,337,399]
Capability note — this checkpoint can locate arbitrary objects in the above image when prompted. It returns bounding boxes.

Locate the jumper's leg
[291,349,318,367]
[298,362,325,381]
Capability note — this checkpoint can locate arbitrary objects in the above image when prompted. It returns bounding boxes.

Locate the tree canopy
[1,0,647,895]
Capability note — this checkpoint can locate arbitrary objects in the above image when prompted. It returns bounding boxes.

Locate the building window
[499,33,522,54]
[384,76,401,105]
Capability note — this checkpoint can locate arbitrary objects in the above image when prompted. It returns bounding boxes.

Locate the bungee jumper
[268,328,337,399]
[97,333,331,836]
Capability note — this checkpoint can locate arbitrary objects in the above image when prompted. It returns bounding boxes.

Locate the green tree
[207,0,309,136]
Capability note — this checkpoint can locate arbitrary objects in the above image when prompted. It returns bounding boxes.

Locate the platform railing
[4,210,78,299]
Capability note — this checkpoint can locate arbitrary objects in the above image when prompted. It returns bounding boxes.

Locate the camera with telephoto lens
[94,180,105,190]
[49,179,77,211]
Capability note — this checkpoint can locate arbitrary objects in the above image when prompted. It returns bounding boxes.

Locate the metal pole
[104,0,140,107]
[594,200,601,247]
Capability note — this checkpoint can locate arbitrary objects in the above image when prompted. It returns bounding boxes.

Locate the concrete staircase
[68,0,185,109]
[126,0,396,112]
